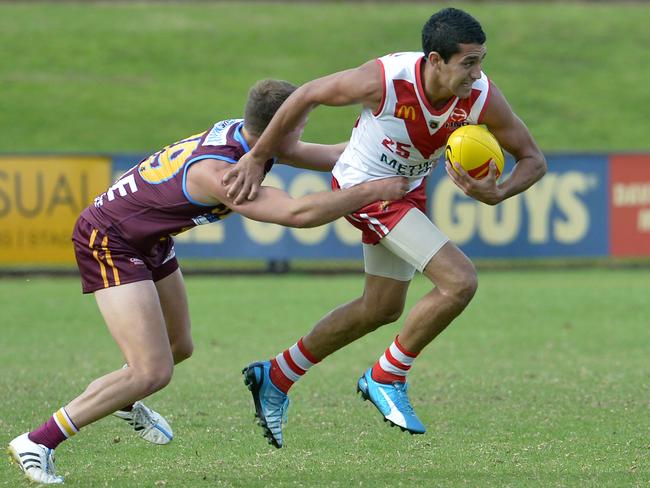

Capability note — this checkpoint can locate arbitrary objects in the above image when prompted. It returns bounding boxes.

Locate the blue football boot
[242,361,289,448]
[357,367,426,434]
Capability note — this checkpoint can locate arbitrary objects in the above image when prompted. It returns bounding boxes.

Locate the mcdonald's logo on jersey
[395,104,417,121]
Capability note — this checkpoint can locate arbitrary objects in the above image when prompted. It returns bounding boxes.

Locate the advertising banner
[2,152,644,265]
[426,154,609,258]
[0,156,111,264]
[113,154,611,260]
[609,154,650,257]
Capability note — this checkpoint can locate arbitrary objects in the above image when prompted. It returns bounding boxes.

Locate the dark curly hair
[422,8,486,63]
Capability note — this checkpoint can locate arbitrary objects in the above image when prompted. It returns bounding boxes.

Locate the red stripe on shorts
[331,177,427,245]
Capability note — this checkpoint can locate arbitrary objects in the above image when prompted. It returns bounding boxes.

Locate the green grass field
[1,2,649,486]
[1,2,649,153]
[1,270,648,487]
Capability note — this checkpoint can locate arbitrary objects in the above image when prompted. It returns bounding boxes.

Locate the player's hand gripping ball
[445,125,505,179]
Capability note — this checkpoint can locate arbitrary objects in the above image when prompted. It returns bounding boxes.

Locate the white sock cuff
[275,352,302,382]
[389,342,416,366]
[379,355,407,377]
[289,342,314,371]
[54,407,79,438]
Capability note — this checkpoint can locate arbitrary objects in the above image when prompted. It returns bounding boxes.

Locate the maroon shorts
[332,177,427,245]
[71,216,179,294]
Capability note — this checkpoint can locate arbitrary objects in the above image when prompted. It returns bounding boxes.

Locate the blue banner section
[425,154,609,258]
[113,154,610,260]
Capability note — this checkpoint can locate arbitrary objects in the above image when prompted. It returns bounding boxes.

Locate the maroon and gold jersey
[81,119,273,253]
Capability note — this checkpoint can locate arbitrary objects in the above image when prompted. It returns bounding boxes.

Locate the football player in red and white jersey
[228,8,547,446]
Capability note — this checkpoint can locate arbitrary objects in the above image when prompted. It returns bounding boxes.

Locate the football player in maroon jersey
[7,79,408,484]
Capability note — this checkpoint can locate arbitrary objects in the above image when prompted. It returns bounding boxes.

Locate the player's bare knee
[437,266,478,309]
[459,272,478,305]
[363,301,404,330]
[442,271,478,308]
[130,364,174,396]
[377,306,404,325]
[143,367,173,395]
[172,339,194,364]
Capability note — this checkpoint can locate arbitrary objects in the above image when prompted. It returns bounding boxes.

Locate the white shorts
[363,208,449,281]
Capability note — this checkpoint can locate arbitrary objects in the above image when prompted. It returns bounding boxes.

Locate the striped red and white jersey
[332,51,491,192]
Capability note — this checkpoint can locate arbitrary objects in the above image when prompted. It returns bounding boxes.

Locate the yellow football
[445,125,505,179]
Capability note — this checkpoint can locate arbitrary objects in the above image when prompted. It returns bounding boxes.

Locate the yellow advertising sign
[0,156,111,264]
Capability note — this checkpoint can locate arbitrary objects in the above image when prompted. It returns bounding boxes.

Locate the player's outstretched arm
[222,60,383,204]
[189,156,407,225]
[279,141,348,172]
[229,176,407,228]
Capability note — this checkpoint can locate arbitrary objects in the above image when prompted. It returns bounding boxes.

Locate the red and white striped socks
[269,338,320,393]
[268,336,418,392]
[371,336,419,383]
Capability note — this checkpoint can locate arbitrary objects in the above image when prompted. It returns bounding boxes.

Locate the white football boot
[7,433,64,485]
[113,401,173,444]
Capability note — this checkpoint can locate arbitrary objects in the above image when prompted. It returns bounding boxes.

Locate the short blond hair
[244,79,297,136]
